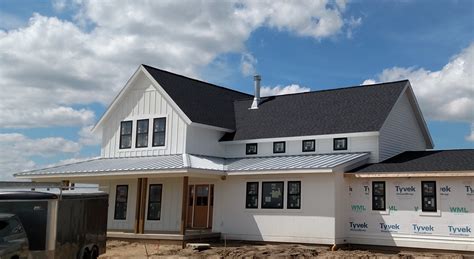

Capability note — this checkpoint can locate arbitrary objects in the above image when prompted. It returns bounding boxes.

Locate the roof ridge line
[142,64,252,97]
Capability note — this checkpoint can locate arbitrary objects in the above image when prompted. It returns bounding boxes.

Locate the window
[153,118,166,147]
[147,184,162,220]
[261,182,284,209]
[422,181,437,212]
[136,119,149,148]
[333,138,348,150]
[372,181,385,211]
[246,182,259,208]
[273,141,286,153]
[287,181,301,209]
[302,140,315,152]
[196,185,209,206]
[114,185,128,220]
[246,143,258,155]
[119,121,132,149]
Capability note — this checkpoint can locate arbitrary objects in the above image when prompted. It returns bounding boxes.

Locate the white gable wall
[379,91,427,161]
[186,125,226,157]
[101,71,188,158]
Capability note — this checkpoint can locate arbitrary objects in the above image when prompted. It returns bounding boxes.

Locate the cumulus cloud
[467,124,474,142]
[0,133,82,179]
[0,0,358,128]
[261,84,311,96]
[78,125,101,146]
[364,43,474,140]
[240,52,257,76]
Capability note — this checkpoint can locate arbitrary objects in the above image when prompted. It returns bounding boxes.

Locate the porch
[108,229,221,241]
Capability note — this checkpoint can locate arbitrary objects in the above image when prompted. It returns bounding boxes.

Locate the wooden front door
[186,184,213,228]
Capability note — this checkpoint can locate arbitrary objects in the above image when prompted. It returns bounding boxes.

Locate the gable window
[136,119,149,148]
[153,118,166,147]
[422,181,437,212]
[273,141,286,153]
[302,140,315,152]
[372,181,386,211]
[119,121,132,149]
[333,138,348,150]
[287,181,301,209]
[261,181,284,209]
[246,182,259,209]
[147,184,162,220]
[246,143,258,155]
[114,185,128,220]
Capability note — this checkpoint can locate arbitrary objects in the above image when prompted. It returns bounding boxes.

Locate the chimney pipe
[250,74,261,109]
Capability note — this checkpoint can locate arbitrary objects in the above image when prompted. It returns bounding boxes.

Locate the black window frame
[147,184,163,220]
[152,117,166,147]
[245,182,259,209]
[421,181,437,212]
[372,181,386,211]
[261,181,284,209]
[119,121,133,149]
[246,143,258,155]
[273,141,286,154]
[114,185,128,220]
[135,119,149,148]
[287,181,301,209]
[302,139,316,152]
[333,137,348,151]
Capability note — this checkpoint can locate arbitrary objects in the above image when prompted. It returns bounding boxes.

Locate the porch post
[134,178,142,234]
[134,178,148,234]
[180,176,189,235]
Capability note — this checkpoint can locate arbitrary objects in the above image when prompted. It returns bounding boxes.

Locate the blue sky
[0,0,473,179]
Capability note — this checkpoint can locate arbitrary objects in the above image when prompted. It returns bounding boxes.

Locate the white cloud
[467,123,474,142]
[261,84,311,96]
[364,43,474,140]
[78,125,101,146]
[0,0,358,128]
[240,52,257,76]
[0,133,82,179]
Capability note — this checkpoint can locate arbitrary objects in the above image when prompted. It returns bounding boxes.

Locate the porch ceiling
[14,152,370,179]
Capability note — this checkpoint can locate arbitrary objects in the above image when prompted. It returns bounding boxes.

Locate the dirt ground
[99,240,473,258]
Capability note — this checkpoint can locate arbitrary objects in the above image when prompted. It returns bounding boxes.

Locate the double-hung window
[147,184,162,220]
[114,185,128,220]
[287,181,301,209]
[246,182,259,208]
[136,119,149,148]
[261,182,284,209]
[153,118,166,147]
[119,121,132,149]
[422,181,437,212]
[372,181,386,211]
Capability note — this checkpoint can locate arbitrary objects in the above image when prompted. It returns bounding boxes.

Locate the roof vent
[250,74,261,109]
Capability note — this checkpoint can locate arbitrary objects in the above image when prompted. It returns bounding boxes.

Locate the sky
[0,0,473,179]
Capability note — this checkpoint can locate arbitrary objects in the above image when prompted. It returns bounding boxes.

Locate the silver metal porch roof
[14,152,369,177]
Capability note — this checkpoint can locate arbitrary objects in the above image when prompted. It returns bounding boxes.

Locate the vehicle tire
[91,246,99,259]
[82,248,91,259]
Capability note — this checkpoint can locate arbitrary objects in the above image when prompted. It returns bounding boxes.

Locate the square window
[273,142,285,153]
[246,143,258,155]
[302,140,315,152]
[261,182,284,209]
[333,138,348,150]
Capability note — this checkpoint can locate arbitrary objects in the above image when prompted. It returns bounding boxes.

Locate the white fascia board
[91,66,143,132]
[345,171,474,178]
[226,168,333,176]
[220,131,380,144]
[140,66,192,124]
[189,122,234,133]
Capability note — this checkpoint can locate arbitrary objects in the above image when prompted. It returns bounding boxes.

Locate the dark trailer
[0,191,108,259]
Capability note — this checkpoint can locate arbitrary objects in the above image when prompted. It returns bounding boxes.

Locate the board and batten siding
[101,72,187,158]
[103,180,137,231]
[379,91,427,161]
[224,136,379,163]
[186,125,226,157]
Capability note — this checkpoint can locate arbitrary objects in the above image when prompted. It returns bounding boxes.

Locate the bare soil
[100,240,472,258]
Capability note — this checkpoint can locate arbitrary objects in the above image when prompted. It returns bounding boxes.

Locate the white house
[15,65,474,251]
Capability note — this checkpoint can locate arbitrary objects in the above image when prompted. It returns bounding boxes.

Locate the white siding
[224,135,379,163]
[379,91,426,161]
[103,180,137,231]
[186,125,226,157]
[213,173,337,244]
[101,72,187,158]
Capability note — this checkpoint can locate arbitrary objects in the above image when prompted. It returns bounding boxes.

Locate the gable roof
[221,80,410,141]
[350,149,474,173]
[143,65,251,129]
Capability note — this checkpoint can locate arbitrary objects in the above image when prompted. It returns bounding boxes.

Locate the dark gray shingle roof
[350,149,474,173]
[143,65,251,129]
[221,80,409,141]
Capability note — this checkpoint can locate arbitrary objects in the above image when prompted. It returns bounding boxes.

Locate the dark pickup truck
[0,213,29,259]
